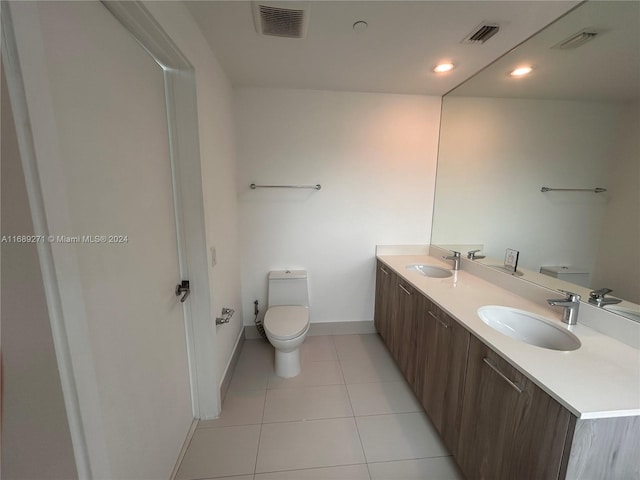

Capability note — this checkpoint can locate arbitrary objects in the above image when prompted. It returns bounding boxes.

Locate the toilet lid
[264,306,309,340]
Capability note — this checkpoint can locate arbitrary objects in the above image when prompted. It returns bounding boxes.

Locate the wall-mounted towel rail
[250,183,322,190]
[541,187,606,193]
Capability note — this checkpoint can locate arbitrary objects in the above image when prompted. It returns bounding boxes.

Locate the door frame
[2,2,219,477]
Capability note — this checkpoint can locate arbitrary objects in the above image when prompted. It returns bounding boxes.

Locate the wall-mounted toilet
[264,270,310,378]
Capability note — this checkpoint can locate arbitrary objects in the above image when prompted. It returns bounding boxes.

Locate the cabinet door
[414,301,469,456]
[374,261,393,343]
[392,279,420,382]
[458,336,572,480]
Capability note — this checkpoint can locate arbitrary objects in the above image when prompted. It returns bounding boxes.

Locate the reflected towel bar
[250,183,322,190]
[541,187,606,193]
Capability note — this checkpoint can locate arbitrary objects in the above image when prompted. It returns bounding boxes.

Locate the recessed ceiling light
[434,63,455,73]
[510,66,533,77]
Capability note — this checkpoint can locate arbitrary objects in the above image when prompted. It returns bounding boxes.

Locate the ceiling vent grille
[462,22,501,44]
[551,29,599,50]
[252,2,310,38]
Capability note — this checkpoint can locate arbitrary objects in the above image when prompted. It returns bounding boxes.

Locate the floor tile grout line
[261,414,354,425]
[343,373,373,479]
[255,415,361,427]
[366,453,455,465]
[196,421,263,430]
[331,334,351,387]
[252,376,270,476]
[200,409,424,429]
[350,404,373,478]
[253,461,369,477]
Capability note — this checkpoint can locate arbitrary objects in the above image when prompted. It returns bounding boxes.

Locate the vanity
[374,248,640,480]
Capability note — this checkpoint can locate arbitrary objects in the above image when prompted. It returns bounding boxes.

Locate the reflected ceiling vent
[462,22,501,44]
[252,2,310,38]
[552,29,599,49]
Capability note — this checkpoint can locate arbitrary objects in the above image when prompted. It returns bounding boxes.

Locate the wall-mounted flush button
[210,246,217,267]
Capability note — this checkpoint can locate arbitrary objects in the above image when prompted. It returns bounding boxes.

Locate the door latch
[175,280,190,302]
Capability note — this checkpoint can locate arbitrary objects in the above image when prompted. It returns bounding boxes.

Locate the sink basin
[478,306,581,351]
[604,305,640,322]
[406,264,452,278]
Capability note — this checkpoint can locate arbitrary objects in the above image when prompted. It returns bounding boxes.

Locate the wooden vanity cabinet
[374,261,639,480]
[392,277,419,380]
[413,301,469,456]
[374,261,395,345]
[457,335,573,480]
[374,261,420,381]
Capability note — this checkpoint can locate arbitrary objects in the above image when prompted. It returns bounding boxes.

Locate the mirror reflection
[432,1,639,320]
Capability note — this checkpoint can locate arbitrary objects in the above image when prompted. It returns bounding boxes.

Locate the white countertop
[378,253,640,420]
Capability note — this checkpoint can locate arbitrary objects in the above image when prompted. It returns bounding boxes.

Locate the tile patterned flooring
[176,334,464,480]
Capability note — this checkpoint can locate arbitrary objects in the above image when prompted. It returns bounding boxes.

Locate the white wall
[592,101,640,303]
[144,2,243,385]
[1,60,78,480]
[235,88,441,326]
[432,96,622,277]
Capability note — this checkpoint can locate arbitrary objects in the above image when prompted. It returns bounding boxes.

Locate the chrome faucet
[588,288,622,307]
[547,290,581,325]
[443,250,461,271]
[467,249,485,260]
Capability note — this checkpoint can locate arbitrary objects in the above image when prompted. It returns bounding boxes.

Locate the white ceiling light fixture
[434,62,455,73]
[510,66,533,77]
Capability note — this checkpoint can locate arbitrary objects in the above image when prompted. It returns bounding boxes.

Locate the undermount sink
[406,264,452,278]
[478,306,581,351]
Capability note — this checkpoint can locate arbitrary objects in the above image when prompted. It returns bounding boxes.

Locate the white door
[8,2,193,478]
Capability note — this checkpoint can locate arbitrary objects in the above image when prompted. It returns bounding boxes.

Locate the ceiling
[185,1,579,96]
[450,1,640,101]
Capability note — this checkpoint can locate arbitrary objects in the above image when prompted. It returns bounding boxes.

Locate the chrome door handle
[482,357,523,394]
[379,266,389,276]
[429,311,449,329]
[398,284,411,296]
[175,280,190,302]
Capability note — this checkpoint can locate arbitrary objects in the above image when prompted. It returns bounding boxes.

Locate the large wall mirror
[432,1,639,321]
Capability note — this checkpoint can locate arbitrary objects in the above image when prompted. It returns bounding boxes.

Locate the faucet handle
[558,289,581,302]
[467,249,481,259]
[590,288,613,299]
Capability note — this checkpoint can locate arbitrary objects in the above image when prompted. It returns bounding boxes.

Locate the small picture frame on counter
[504,248,519,273]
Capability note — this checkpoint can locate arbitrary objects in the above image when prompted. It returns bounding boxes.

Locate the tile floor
[176,334,465,480]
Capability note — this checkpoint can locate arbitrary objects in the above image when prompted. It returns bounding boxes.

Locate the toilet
[264,270,310,378]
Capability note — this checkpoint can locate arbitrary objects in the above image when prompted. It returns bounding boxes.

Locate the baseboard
[170,418,198,480]
[244,320,376,338]
[219,328,245,402]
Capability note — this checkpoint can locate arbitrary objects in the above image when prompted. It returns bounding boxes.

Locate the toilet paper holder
[216,307,234,326]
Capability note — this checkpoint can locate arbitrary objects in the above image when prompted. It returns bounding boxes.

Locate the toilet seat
[264,306,309,340]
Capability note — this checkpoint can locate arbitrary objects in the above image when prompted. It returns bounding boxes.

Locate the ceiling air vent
[551,29,599,50]
[252,2,310,39]
[462,22,501,44]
